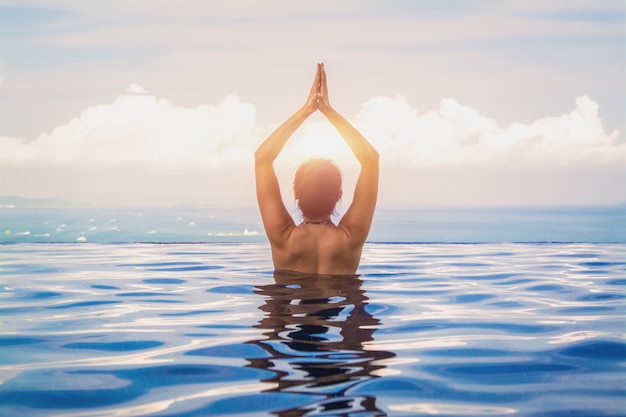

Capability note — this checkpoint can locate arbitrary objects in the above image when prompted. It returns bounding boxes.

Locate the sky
[1,0,625,208]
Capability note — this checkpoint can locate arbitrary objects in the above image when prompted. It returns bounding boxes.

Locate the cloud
[5,89,621,168]
[353,94,623,167]
[1,88,624,207]
[1,86,261,167]
[0,88,626,167]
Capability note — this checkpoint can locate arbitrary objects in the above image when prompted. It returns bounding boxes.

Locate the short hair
[294,158,342,219]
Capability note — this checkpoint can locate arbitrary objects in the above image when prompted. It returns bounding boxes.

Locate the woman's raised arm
[254,65,321,245]
[317,63,380,244]
[255,66,320,164]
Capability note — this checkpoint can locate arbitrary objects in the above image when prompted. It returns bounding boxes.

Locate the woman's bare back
[270,223,363,275]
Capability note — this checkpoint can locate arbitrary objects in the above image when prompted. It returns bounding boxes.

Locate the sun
[283,120,354,163]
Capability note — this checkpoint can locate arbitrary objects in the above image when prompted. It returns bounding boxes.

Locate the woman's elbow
[365,149,379,165]
[254,149,272,165]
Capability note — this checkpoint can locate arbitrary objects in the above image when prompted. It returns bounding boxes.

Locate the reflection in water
[246,270,396,416]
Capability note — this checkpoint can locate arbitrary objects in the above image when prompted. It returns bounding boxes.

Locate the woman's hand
[318,63,332,115]
[302,63,321,115]
[301,63,332,116]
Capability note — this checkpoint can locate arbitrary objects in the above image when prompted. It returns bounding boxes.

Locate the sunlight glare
[282,121,354,163]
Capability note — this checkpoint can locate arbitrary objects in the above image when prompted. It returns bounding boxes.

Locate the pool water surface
[0,243,624,416]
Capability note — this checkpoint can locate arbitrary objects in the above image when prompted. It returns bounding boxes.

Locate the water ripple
[0,243,624,416]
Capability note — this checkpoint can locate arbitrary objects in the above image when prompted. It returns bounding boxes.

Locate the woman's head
[294,158,342,219]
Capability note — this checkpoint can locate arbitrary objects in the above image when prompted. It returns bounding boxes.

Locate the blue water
[1,205,625,243]
[1,243,624,416]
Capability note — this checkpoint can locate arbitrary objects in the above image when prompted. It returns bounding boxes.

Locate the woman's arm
[318,64,380,244]
[255,65,321,246]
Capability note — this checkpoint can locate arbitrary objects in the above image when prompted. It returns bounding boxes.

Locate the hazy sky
[1,0,625,208]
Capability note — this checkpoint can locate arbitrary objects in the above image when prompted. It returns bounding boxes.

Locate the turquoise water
[1,243,624,416]
[2,206,625,243]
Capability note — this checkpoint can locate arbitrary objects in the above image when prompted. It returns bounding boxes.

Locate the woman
[255,63,379,275]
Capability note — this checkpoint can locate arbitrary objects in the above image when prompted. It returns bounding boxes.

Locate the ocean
[1,205,625,244]
[0,206,625,416]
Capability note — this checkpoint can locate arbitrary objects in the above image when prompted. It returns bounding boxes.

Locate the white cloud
[1,89,624,207]
[0,88,626,167]
[1,87,260,167]
[126,83,148,94]
[6,90,620,168]
[353,94,623,167]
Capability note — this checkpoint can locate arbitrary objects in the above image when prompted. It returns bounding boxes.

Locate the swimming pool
[1,243,624,416]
